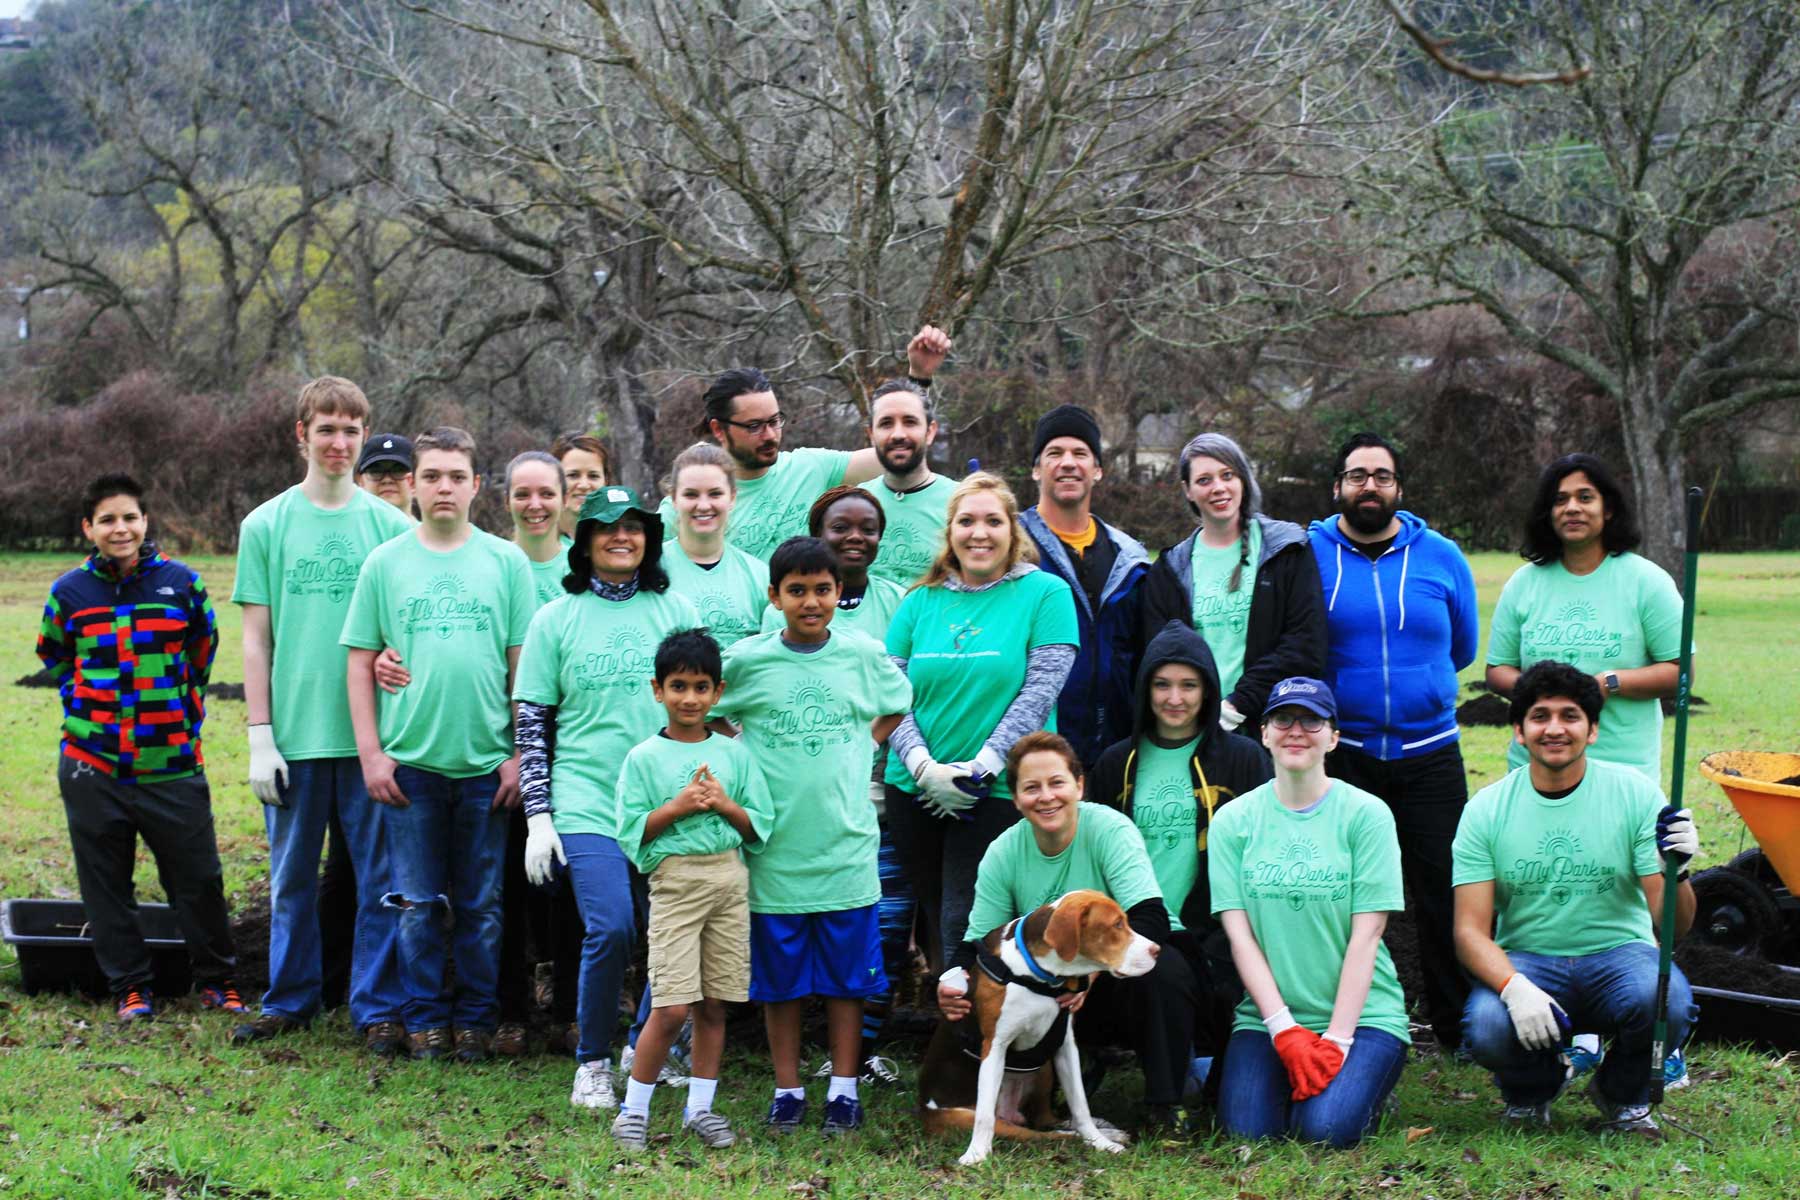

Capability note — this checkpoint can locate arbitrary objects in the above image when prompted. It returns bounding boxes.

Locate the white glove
[1656,806,1699,865]
[248,724,289,807]
[1219,700,1246,732]
[919,761,977,818]
[1500,972,1569,1051]
[524,812,567,886]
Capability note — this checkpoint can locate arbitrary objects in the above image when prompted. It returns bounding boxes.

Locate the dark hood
[1132,619,1222,745]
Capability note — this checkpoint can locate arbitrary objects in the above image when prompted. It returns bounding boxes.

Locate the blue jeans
[383,766,506,1032]
[261,757,404,1029]
[1463,942,1696,1107]
[562,832,635,1063]
[1218,1027,1408,1148]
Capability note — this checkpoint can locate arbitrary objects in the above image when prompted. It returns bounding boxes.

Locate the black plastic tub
[1691,985,1800,1053]
[1,899,193,997]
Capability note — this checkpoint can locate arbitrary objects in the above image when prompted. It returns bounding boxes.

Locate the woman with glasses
[1140,433,1326,737]
[1485,453,1682,781]
[1207,677,1410,1147]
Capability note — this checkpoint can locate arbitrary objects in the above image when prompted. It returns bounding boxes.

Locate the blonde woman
[883,472,1079,970]
[661,443,770,649]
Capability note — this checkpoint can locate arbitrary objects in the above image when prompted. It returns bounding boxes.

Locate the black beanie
[1032,403,1103,462]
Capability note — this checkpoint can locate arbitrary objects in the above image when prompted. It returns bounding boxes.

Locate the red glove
[1272,1026,1324,1098]
[1293,1038,1347,1101]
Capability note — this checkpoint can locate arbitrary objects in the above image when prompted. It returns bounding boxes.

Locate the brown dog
[918,889,1159,1166]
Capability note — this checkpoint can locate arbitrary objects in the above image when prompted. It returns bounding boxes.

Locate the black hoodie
[1089,620,1272,935]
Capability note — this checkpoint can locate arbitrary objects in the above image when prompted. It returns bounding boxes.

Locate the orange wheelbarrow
[1695,751,1800,958]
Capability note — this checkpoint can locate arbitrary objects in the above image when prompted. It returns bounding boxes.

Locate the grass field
[0,550,1796,1198]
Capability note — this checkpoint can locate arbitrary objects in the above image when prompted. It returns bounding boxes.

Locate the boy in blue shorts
[712,537,913,1135]
[610,628,773,1152]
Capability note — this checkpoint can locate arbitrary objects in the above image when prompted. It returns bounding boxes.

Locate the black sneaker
[822,1095,863,1136]
[231,1012,303,1044]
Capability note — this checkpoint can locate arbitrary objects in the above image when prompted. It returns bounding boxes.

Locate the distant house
[0,18,32,49]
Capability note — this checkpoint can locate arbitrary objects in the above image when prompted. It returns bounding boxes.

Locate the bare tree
[1352,0,1800,571]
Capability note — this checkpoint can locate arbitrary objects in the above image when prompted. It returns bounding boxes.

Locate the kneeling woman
[1207,677,1409,1147]
[938,731,1200,1128]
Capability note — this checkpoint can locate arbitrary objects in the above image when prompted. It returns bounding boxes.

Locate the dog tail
[921,1106,1074,1142]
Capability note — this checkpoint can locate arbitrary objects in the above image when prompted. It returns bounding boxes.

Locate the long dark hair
[564,514,670,594]
[1521,453,1640,565]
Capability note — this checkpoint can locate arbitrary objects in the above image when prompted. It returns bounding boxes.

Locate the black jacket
[1090,620,1273,936]
[1137,513,1327,735]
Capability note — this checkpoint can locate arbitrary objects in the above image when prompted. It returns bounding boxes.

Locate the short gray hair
[1177,432,1262,518]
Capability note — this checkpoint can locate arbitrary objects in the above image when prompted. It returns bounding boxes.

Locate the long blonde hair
[916,471,1039,589]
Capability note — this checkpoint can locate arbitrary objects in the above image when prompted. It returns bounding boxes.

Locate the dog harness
[960,919,1090,1073]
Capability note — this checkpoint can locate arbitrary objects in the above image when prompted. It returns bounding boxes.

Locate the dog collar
[1012,918,1063,986]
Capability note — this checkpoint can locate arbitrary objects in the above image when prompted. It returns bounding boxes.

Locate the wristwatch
[1603,671,1621,694]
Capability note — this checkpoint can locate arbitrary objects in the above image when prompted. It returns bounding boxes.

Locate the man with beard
[665,327,952,561]
[865,369,956,590]
[1308,431,1479,1053]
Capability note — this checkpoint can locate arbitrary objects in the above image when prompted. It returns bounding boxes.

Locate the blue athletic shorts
[749,905,887,1002]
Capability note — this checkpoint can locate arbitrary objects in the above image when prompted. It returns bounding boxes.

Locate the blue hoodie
[1308,512,1478,760]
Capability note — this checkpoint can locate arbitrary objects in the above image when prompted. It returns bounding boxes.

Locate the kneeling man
[1453,661,1698,1133]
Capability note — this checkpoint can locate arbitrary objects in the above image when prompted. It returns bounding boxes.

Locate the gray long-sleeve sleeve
[979,642,1077,767]
[886,653,927,769]
[517,700,555,817]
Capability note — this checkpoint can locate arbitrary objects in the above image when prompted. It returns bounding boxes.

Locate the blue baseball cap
[1263,676,1337,722]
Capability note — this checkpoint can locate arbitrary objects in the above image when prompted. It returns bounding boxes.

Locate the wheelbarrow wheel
[1688,865,1781,957]
[1727,848,1788,891]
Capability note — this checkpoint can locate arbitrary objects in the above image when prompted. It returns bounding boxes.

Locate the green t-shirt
[759,575,907,643]
[523,544,569,611]
[883,568,1080,800]
[1487,552,1684,780]
[1132,737,1202,931]
[712,630,913,913]
[1208,779,1411,1041]
[664,539,770,650]
[232,486,414,760]
[512,587,701,837]
[613,731,774,875]
[869,474,957,589]
[1188,521,1262,700]
[964,802,1164,948]
[1453,759,1663,957]
[339,528,536,778]
[657,447,851,561]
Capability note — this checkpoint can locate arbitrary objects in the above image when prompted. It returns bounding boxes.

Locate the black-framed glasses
[723,413,785,436]
[1267,712,1328,732]
[1337,468,1398,488]
[363,464,411,479]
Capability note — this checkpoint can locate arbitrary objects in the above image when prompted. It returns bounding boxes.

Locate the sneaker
[198,983,247,1014]
[572,1060,618,1110]
[1663,1048,1690,1091]
[453,1028,492,1064]
[1588,1077,1660,1135]
[622,1044,690,1086]
[493,1022,528,1057]
[822,1094,863,1136]
[409,1027,452,1061]
[610,1107,650,1153]
[1502,1101,1552,1126]
[683,1108,737,1149]
[230,1012,303,1044]
[1141,1102,1195,1138]
[115,989,154,1023]
[811,1055,900,1087]
[364,1021,406,1058]
[1565,1033,1603,1081]
[766,1093,808,1134]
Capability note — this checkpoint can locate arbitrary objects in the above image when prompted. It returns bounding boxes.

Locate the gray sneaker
[683,1108,737,1148]
[1588,1077,1660,1135]
[1502,1101,1551,1126]
[611,1107,650,1152]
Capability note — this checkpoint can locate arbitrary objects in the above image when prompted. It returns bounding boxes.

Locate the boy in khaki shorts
[611,629,773,1151]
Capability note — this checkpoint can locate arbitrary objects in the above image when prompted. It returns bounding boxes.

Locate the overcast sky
[0,1,33,19]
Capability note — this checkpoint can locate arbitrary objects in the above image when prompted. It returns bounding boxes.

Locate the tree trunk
[588,344,659,497]
[1619,377,1686,581]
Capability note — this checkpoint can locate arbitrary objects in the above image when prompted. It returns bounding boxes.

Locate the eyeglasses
[1338,468,1398,489]
[1267,712,1328,732]
[363,465,410,479]
[722,413,785,436]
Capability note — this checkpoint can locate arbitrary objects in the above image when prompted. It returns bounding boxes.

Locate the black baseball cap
[357,433,414,473]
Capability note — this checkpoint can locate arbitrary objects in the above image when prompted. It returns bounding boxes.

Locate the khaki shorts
[646,851,751,1006]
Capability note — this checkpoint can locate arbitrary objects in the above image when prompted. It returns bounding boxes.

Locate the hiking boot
[231,1012,303,1044]
[198,982,247,1014]
[683,1108,737,1148]
[821,1094,863,1136]
[364,1021,406,1058]
[493,1022,528,1058]
[1502,1101,1552,1126]
[115,989,154,1024]
[409,1026,452,1061]
[610,1107,649,1153]
[572,1060,618,1110]
[765,1093,807,1134]
[453,1028,492,1064]
[1588,1077,1660,1135]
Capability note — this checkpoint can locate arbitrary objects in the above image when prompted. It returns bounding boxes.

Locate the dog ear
[1043,899,1084,962]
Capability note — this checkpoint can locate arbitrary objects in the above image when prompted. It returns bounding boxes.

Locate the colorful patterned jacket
[37,545,217,782]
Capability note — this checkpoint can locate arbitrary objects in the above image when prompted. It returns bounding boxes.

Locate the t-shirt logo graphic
[769,681,853,754]
[949,619,983,651]
[400,573,492,639]
[1529,601,1623,661]
[576,628,653,691]
[288,533,360,603]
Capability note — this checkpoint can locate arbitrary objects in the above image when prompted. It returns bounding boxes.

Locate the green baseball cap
[576,485,658,527]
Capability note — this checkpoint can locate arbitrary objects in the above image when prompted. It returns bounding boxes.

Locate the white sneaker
[621,1044,690,1087]
[811,1054,900,1087]
[1587,1077,1659,1135]
[571,1060,618,1110]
